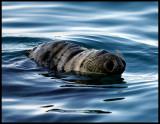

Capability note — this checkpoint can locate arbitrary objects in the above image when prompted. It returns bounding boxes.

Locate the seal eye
[105,60,115,72]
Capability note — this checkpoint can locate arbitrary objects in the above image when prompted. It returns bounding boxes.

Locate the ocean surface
[2,1,158,122]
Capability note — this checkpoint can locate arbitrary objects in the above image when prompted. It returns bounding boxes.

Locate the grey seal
[29,41,126,75]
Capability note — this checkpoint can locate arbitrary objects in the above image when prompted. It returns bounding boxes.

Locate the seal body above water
[29,41,126,75]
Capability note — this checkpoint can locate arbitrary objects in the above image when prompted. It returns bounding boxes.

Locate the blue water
[2,1,158,122]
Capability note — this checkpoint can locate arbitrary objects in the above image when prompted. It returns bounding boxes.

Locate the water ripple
[46,109,111,114]
[2,1,158,122]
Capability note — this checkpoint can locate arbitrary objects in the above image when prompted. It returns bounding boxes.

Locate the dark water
[2,2,158,122]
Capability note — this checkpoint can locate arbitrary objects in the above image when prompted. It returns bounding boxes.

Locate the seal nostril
[106,60,114,72]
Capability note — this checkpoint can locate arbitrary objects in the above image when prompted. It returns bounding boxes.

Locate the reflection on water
[103,98,125,101]
[38,71,128,89]
[46,109,111,114]
[40,105,54,108]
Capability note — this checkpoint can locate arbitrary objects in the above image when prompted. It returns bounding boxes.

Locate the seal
[29,41,126,75]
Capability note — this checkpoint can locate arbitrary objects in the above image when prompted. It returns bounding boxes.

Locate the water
[2,2,158,122]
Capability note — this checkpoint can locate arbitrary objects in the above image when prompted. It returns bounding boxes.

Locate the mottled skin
[29,41,126,75]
